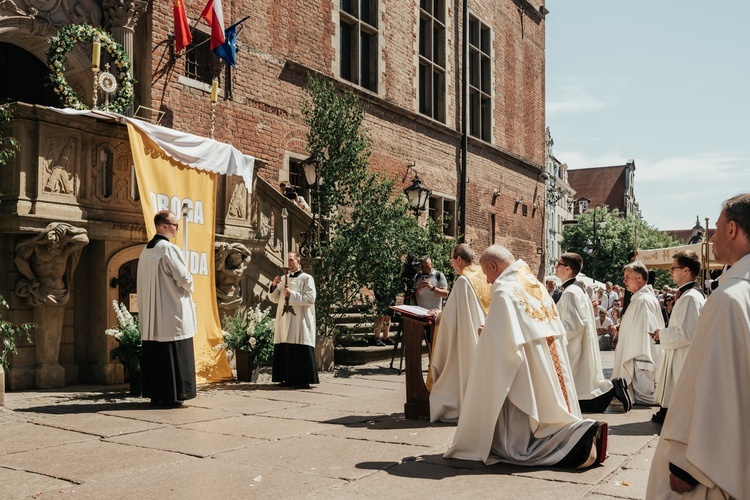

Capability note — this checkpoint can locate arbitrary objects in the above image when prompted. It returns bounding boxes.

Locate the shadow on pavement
[609,419,661,436]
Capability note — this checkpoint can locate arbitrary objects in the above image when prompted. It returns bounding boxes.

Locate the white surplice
[654,287,705,408]
[444,260,597,466]
[611,284,664,404]
[268,271,316,347]
[647,254,750,500]
[137,237,196,342]
[428,265,489,423]
[557,281,613,400]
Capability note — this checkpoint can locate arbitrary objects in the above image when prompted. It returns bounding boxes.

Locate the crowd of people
[138,191,750,498]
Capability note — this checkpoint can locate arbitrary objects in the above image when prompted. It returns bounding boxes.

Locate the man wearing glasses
[137,210,197,408]
[650,251,705,425]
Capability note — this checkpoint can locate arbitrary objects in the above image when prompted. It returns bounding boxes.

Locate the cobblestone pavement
[1,352,660,499]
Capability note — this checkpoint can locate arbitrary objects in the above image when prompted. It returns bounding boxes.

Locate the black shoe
[383,338,395,346]
[651,407,667,424]
[612,378,632,413]
[374,339,386,347]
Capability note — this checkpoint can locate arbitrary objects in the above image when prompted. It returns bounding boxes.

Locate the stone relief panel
[226,177,248,220]
[2,0,103,27]
[41,135,77,196]
[90,139,136,206]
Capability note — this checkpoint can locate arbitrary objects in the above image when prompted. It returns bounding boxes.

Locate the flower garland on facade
[46,23,135,114]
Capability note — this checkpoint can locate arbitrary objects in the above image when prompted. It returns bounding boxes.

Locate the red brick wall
[145,0,546,272]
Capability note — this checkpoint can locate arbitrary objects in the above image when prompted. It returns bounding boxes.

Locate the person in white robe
[137,210,197,407]
[610,260,664,405]
[555,252,631,413]
[648,193,750,499]
[650,250,705,425]
[444,245,607,470]
[269,251,319,388]
[427,243,491,423]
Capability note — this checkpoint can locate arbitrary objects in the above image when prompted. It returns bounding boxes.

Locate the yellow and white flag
[127,123,232,383]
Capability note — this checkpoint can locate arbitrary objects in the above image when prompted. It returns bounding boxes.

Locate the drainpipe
[459,0,468,240]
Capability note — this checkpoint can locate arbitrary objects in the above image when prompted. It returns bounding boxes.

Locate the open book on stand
[390,304,436,323]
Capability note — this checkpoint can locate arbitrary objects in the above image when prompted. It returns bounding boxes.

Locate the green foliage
[105,301,142,372]
[0,295,35,371]
[219,305,275,368]
[561,206,681,287]
[301,77,452,336]
[0,104,20,167]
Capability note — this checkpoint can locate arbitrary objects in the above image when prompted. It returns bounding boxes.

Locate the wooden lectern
[401,315,433,419]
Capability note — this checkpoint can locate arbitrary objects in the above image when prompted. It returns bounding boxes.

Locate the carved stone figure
[227,180,248,219]
[215,242,252,313]
[43,139,74,194]
[14,223,89,388]
[14,222,89,307]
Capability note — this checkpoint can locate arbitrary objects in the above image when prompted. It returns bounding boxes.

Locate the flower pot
[235,351,259,382]
[128,369,142,396]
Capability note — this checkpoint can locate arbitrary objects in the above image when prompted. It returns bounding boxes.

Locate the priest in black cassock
[137,210,197,407]
[269,252,319,388]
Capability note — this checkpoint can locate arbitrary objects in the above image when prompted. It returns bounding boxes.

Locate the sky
[545,0,750,231]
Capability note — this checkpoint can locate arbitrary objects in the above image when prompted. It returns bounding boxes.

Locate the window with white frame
[429,194,457,237]
[419,0,446,122]
[339,0,379,92]
[468,15,491,141]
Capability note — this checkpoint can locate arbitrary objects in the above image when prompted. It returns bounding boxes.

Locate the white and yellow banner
[127,123,233,383]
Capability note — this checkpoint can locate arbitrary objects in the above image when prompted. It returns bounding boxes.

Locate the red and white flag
[173,0,192,52]
[200,0,226,50]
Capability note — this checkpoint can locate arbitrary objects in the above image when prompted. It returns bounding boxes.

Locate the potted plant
[218,305,275,382]
[1,294,34,405]
[105,301,142,395]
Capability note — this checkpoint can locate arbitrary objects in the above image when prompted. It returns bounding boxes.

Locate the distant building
[567,161,640,217]
[543,129,576,274]
[665,217,714,243]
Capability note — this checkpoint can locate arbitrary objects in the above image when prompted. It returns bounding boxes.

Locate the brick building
[0,0,549,389]
[567,161,640,217]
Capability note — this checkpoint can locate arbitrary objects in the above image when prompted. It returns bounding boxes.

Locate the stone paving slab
[43,458,344,499]
[180,414,331,441]
[257,405,378,425]
[105,426,263,457]
[214,433,431,480]
[0,421,97,455]
[0,465,76,499]
[307,381,396,399]
[100,403,232,425]
[182,392,306,415]
[19,412,164,438]
[313,414,456,448]
[0,440,192,484]
[323,391,407,416]
[248,388,350,406]
[313,460,594,499]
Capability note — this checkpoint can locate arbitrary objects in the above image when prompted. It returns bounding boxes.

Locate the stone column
[33,305,66,388]
[102,0,148,116]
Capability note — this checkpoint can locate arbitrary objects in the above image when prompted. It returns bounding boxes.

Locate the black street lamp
[403,175,431,217]
[583,208,606,282]
[298,157,327,259]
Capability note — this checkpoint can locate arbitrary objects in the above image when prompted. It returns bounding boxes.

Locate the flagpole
[181,202,190,263]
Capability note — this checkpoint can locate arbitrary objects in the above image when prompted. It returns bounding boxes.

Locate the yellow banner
[127,123,232,383]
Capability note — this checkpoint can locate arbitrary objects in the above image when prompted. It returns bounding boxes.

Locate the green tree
[0,103,20,168]
[301,77,451,336]
[561,206,681,287]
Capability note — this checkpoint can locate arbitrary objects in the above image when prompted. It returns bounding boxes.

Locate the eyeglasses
[555,262,567,267]
[164,222,179,230]
[669,266,684,271]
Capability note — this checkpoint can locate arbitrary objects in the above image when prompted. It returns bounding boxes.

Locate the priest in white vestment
[137,210,197,407]
[555,252,631,413]
[651,250,705,425]
[648,193,750,499]
[269,251,319,388]
[611,261,664,405]
[444,245,607,469]
[427,243,491,423]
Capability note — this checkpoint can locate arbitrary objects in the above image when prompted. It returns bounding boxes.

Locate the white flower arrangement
[105,300,141,371]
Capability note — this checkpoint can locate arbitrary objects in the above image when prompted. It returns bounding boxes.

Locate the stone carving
[227,179,248,219]
[5,0,103,27]
[65,0,102,26]
[43,138,74,194]
[215,242,252,310]
[14,223,89,307]
[101,0,146,29]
